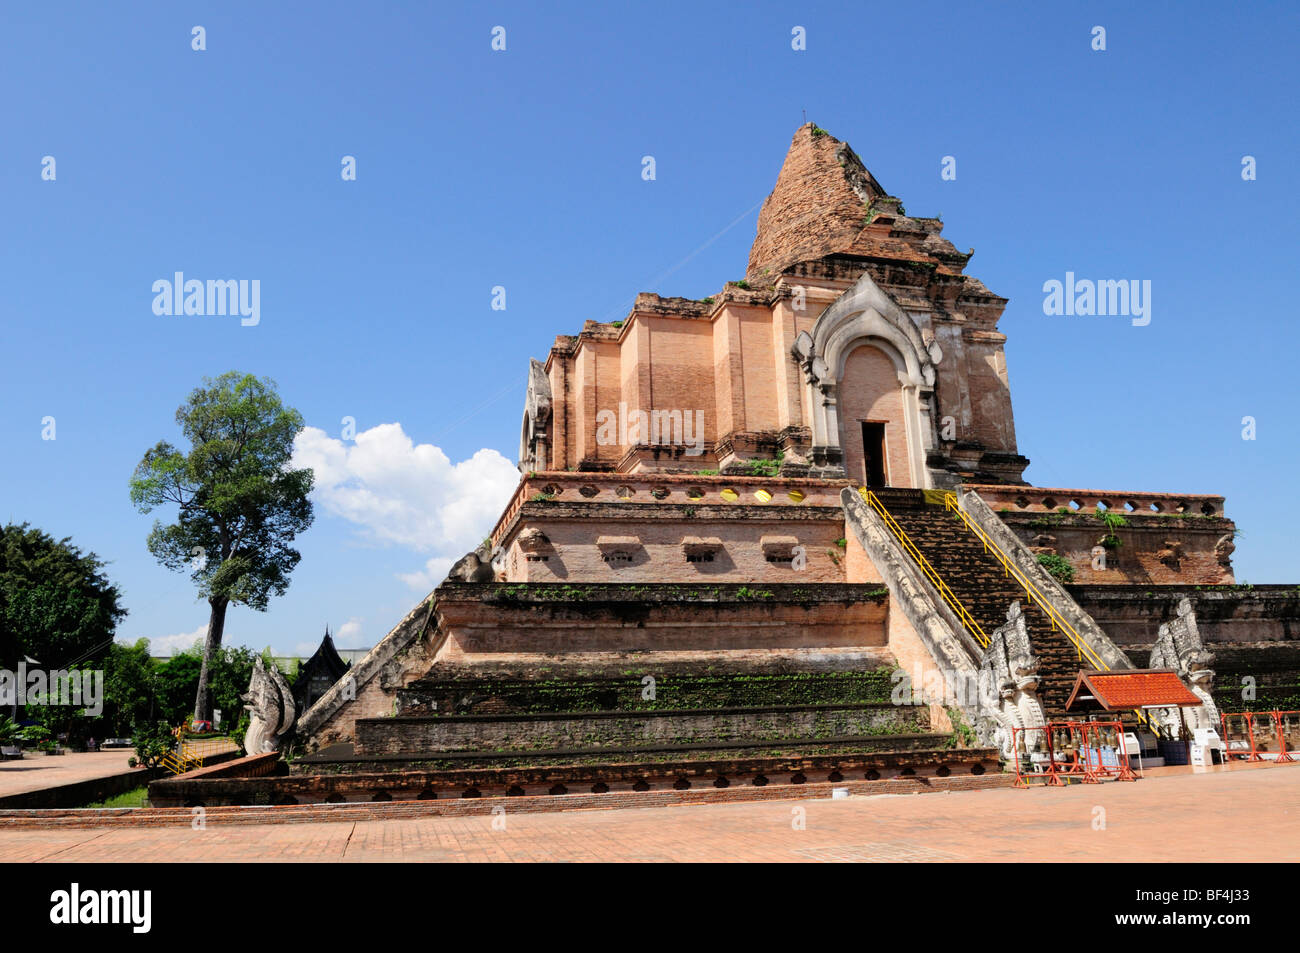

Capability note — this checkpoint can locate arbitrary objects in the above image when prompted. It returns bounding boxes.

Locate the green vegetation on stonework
[486,583,886,605]
[413,709,931,754]
[412,670,902,716]
[529,492,555,502]
[740,454,782,477]
[1213,688,1300,713]
[610,320,624,328]
[1099,510,1127,550]
[811,126,828,137]
[1036,553,1075,585]
[492,584,594,603]
[834,538,847,549]
[731,279,751,290]
[701,297,714,305]
[945,707,977,748]
[1026,513,1065,529]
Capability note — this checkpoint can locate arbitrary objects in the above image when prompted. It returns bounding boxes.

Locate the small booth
[1064,669,1220,768]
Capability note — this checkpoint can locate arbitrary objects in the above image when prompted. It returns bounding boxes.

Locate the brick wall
[355,703,925,756]
[431,583,891,663]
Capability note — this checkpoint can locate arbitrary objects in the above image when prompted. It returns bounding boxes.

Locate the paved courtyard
[2,761,1297,862]
[0,750,139,799]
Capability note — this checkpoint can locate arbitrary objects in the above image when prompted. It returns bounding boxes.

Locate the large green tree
[100,639,158,736]
[129,372,314,721]
[0,523,126,671]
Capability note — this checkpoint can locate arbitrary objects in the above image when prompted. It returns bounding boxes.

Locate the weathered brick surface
[355,703,924,755]
[400,667,897,715]
[432,582,890,663]
[746,124,888,282]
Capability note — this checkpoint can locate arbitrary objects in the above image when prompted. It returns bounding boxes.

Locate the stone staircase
[880,494,1085,717]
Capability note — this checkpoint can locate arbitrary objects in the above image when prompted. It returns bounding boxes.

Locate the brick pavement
[0,750,139,798]
[1,761,1297,862]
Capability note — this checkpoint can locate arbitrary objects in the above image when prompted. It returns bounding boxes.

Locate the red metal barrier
[1011,719,1138,787]
[1276,711,1298,763]
[1221,710,1300,763]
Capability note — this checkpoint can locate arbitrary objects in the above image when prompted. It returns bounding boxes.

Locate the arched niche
[792,270,939,486]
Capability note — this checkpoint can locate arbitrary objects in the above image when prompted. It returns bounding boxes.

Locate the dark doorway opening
[861,422,888,487]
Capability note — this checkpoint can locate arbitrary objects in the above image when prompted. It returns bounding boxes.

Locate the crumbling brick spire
[746,123,887,283]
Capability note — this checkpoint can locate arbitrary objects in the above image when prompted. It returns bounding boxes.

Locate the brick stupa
[154,126,1300,807]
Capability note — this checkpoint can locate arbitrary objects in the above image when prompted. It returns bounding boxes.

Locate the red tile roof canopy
[1064,669,1203,712]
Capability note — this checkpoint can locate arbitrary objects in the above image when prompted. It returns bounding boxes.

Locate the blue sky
[2,1,1297,657]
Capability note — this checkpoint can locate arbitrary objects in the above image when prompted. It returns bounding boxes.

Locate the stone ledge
[296,733,957,771]
[0,772,1013,829]
[438,581,889,607]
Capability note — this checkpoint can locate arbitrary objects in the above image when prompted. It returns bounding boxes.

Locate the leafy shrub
[131,721,175,769]
[1036,553,1075,584]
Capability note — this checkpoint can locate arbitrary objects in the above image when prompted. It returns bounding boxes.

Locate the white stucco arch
[792,270,939,486]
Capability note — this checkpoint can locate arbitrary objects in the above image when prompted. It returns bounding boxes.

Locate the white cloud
[336,617,363,642]
[291,422,518,588]
[397,556,457,592]
[132,623,208,657]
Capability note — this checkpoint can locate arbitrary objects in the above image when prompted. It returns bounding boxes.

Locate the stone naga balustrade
[965,484,1226,518]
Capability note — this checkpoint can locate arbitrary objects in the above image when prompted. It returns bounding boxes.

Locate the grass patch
[80,785,149,809]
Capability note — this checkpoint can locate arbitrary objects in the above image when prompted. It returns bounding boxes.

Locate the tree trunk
[193,597,229,723]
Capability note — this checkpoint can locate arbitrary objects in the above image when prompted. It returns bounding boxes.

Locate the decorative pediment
[793,268,936,391]
[518,358,553,473]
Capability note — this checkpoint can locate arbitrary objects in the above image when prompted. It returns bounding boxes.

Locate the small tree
[130,372,314,722]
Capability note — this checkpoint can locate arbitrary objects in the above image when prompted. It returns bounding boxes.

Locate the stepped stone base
[149,745,998,807]
[356,704,923,756]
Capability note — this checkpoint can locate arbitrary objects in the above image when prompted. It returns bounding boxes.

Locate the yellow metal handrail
[942,492,1150,727]
[942,493,1101,665]
[161,733,234,775]
[860,489,989,647]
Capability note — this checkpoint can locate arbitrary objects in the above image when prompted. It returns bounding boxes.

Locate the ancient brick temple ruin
[152,125,1300,807]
